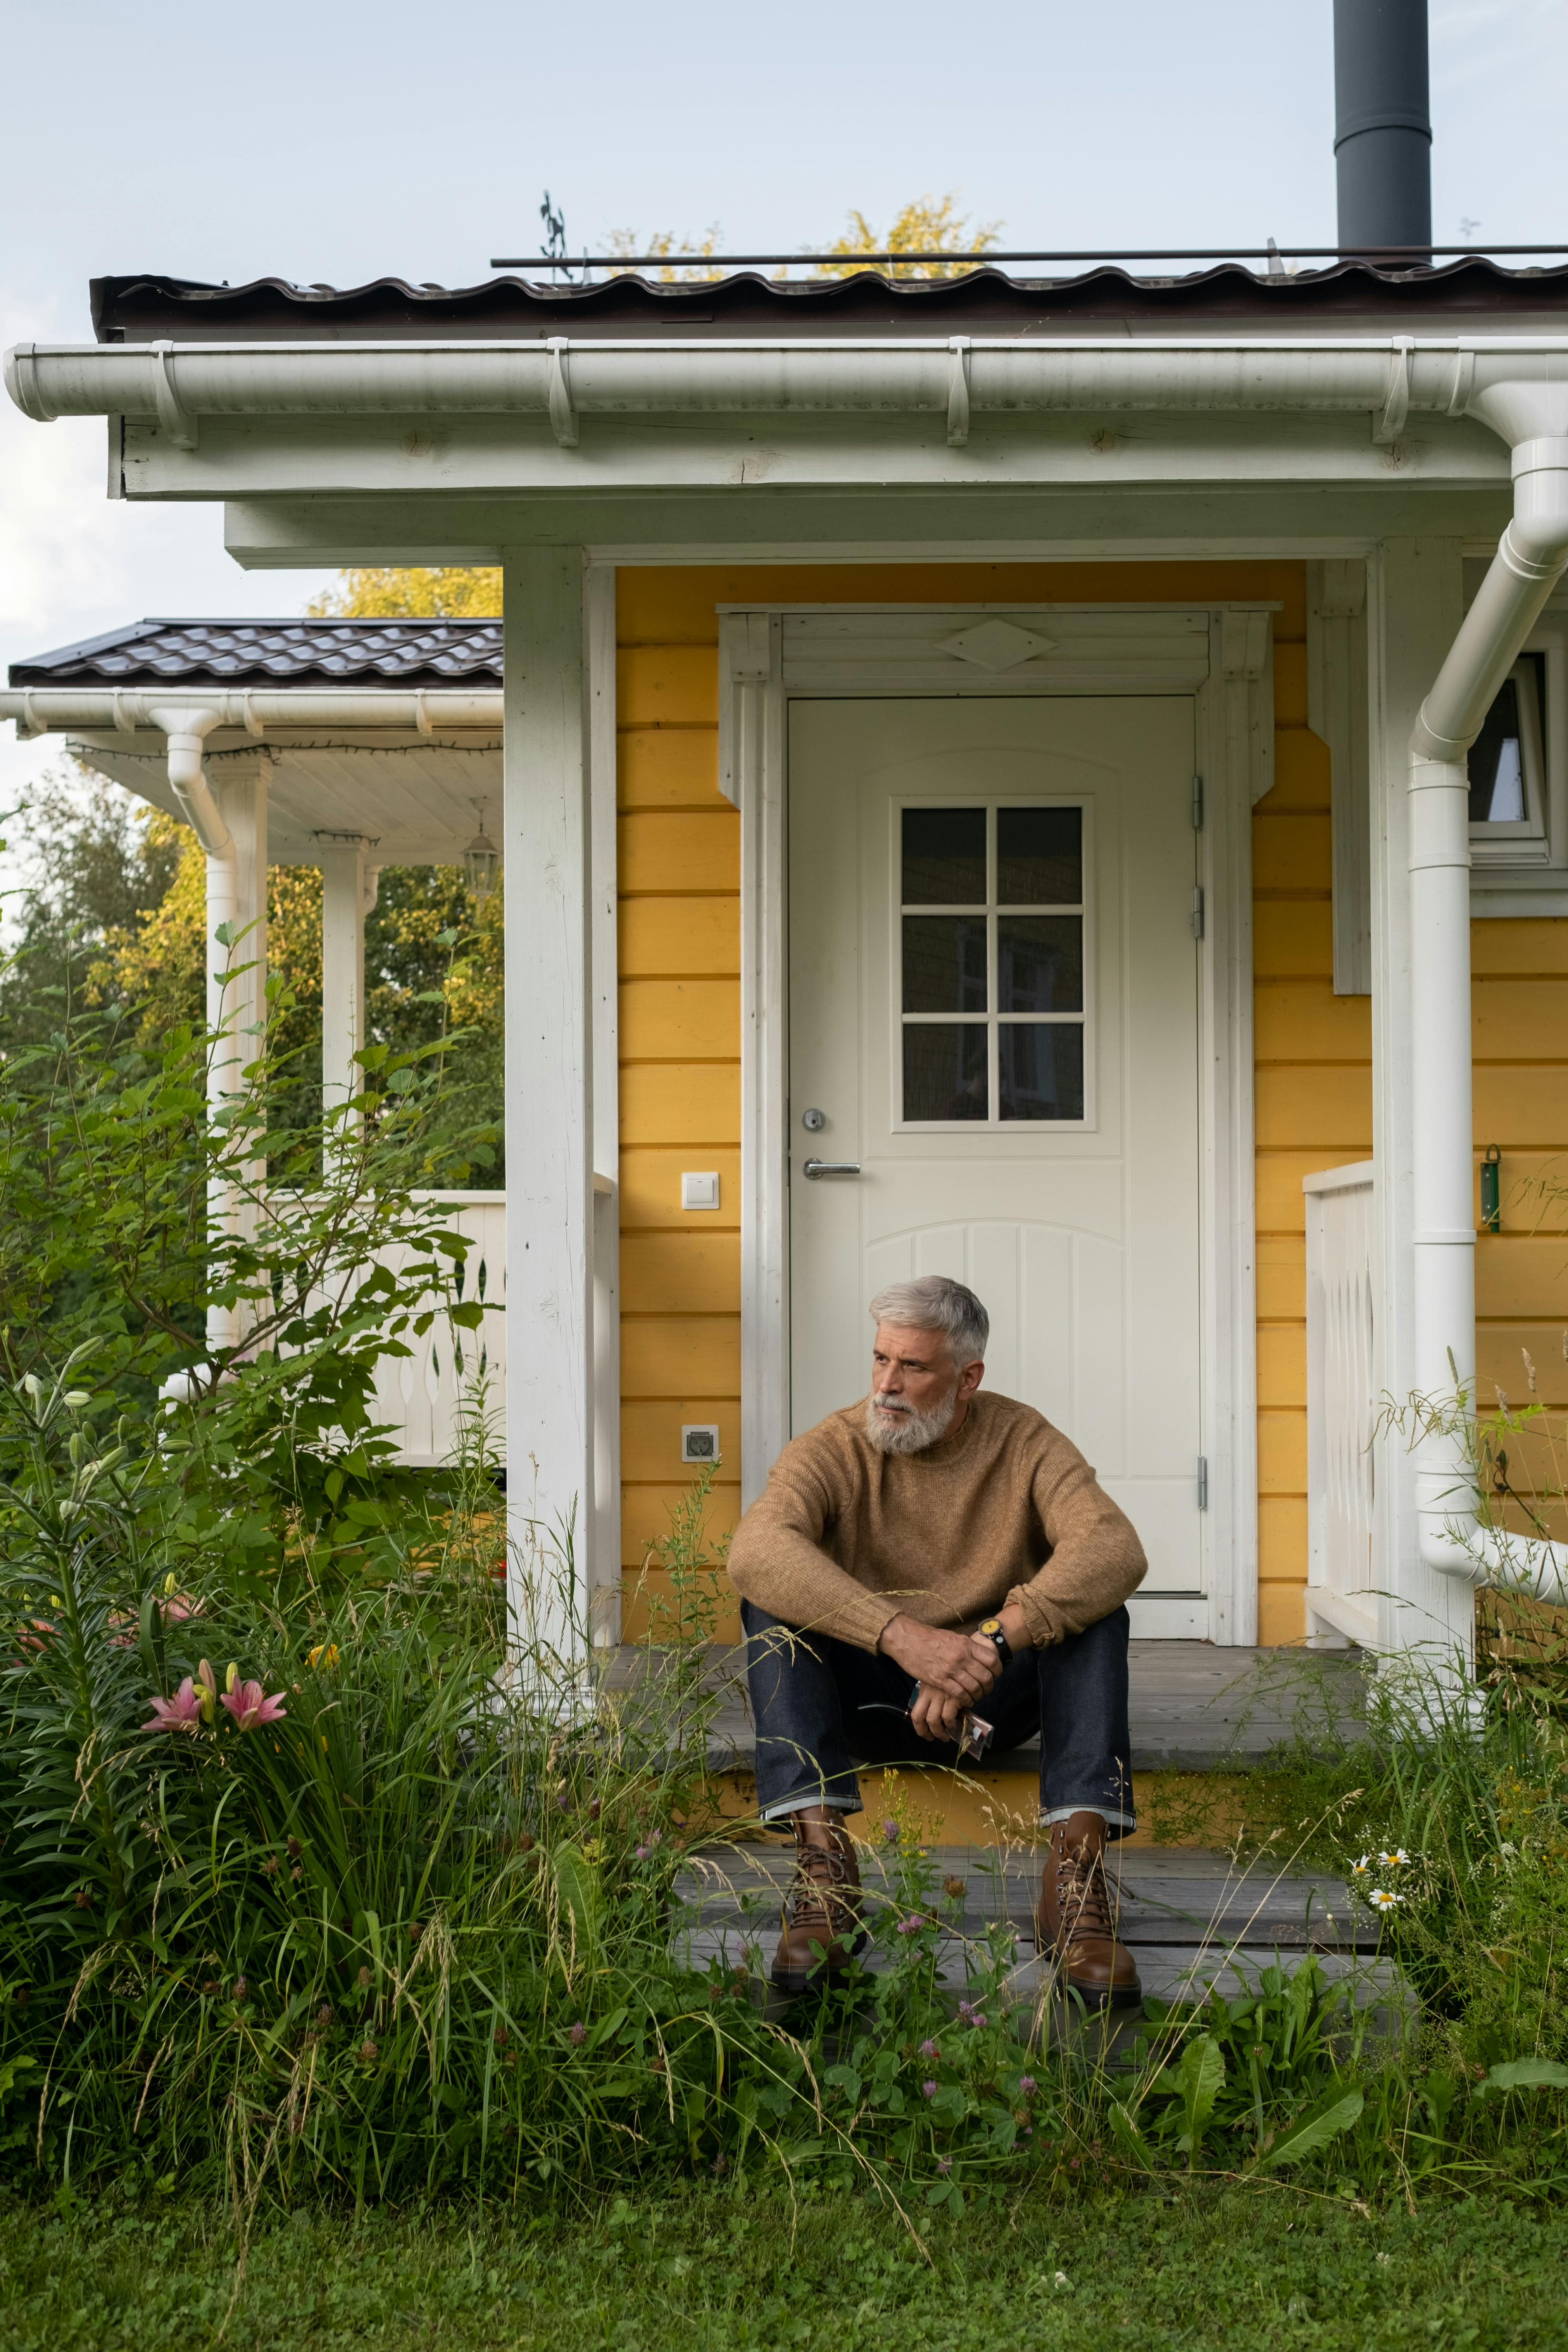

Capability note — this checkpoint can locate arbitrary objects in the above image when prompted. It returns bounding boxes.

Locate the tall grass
[2,1363,1568,2214]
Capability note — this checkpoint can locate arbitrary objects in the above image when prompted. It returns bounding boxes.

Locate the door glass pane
[903,915,988,1011]
[997,915,1082,1013]
[999,1022,1084,1121]
[997,806,1081,905]
[904,1023,987,1120]
[902,806,986,905]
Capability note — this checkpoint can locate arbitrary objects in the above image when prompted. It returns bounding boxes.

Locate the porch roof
[5,619,502,868]
[8,616,502,690]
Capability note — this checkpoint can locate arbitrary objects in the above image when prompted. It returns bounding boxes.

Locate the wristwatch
[976,1616,1013,1668]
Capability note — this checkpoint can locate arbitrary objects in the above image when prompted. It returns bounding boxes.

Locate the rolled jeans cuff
[1041,1804,1136,1830]
[761,1790,864,1822]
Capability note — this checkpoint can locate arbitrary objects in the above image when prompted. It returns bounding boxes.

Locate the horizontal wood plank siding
[1473,920,1568,1454]
[1253,586,1370,1644]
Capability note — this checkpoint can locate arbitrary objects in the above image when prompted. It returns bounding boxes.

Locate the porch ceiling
[67,730,502,866]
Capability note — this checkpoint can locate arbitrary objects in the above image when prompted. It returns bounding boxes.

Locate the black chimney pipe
[1333,0,1432,254]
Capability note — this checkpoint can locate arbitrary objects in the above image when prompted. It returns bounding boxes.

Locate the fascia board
[124,408,1509,503]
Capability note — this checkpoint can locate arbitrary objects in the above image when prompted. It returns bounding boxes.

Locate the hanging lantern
[464,826,501,901]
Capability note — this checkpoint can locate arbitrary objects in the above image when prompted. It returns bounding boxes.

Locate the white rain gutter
[1407,384,1568,1604]
[2,333,1567,447]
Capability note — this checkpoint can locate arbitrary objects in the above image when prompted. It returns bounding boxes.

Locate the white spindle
[1303,1162,1378,1646]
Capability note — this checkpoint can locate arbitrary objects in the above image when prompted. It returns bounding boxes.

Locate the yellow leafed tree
[308,566,500,618]
[819,195,1000,281]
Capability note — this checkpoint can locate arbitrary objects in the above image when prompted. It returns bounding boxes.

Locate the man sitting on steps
[726,1274,1147,2008]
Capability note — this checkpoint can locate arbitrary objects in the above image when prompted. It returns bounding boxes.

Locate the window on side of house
[1469,654,1549,865]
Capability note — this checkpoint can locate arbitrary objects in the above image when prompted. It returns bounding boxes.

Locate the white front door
[787,696,1206,1624]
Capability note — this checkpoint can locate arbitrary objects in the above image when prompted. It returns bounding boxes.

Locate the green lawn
[3,2187,1566,2351]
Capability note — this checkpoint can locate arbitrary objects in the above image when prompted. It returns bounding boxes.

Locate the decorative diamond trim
[938,619,1058,672]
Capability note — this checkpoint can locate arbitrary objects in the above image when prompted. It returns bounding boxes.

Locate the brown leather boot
[1034,1811,1142,2012]
[770,1808,867,1994]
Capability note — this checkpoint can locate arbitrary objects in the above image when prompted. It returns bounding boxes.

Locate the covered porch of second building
[2,614,510,1462]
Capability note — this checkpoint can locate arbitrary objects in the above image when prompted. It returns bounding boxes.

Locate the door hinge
[1191,885,1206,939]
[1191,774,1204,829]
[1197,1456,1209,1511]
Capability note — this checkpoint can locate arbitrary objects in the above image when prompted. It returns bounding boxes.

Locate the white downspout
[145,706,233,858]
[1409,431,1568,1601]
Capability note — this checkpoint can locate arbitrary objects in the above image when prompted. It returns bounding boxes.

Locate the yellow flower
[307,1643,340,1671]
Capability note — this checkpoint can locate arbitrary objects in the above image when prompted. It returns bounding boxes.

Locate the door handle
[802,1158,862,1180]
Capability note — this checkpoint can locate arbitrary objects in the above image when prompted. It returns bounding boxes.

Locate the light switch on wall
[681,1171,719,1210]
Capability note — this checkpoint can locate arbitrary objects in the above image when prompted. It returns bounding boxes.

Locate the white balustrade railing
[371,1192,506,1468]
[1302,1161,1379,1647]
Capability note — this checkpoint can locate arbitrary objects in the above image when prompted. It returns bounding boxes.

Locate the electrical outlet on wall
[681,1424,720,1464]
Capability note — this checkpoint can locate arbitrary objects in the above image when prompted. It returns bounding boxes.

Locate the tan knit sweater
[726,1390,1147,1654]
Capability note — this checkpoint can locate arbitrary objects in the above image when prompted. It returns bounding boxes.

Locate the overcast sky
[2,0,1565,829]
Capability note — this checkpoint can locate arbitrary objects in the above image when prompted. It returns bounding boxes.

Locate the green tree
[0,767,185,1053]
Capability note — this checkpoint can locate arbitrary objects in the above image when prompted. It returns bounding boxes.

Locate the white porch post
[203,752,270,1355]
[1370,539,1475,1664]
[318,842,369,1121]
[502,546,595,1669]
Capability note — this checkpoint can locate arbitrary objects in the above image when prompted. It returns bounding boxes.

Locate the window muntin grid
[896,802,1088,1126]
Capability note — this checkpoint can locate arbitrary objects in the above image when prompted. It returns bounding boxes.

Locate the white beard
[864,1385,959,1456]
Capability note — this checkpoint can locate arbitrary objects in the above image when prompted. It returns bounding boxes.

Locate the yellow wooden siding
[616,561,1568,1646]
[1252,600,1371,1644]
[616,602,739,1636]
[1473,920,1568,1470]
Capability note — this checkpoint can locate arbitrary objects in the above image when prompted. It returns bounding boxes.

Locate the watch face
[979,1619,1002,1636]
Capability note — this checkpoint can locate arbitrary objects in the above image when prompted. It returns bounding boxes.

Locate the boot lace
[787,1835,858,1929]
[1054,1846,1115,1944]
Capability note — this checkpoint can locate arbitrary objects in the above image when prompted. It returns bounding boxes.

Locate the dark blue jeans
[742,1599,1135,1837]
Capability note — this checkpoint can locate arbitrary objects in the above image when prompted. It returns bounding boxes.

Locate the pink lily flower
[145,1677,205,1732]
[219,1679,288,1731]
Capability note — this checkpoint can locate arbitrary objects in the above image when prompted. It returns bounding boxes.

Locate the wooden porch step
[671,1843,1404,2047]
[605,1638,1370,1775]
[674,1843,1375,1954]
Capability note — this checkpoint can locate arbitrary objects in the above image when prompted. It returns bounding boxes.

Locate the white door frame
[719,601,1272,1646]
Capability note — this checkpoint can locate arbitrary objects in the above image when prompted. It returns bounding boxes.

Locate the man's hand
[879,1614,1002,1742]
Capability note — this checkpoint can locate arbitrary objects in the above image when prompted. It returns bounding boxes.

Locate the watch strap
[977,1617,1013,1668]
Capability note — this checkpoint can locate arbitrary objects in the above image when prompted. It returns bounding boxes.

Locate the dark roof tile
[87,258,1568,344]
[8,617,503,690]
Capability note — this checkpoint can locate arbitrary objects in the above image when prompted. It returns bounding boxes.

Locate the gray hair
[869,1276,989,1366]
